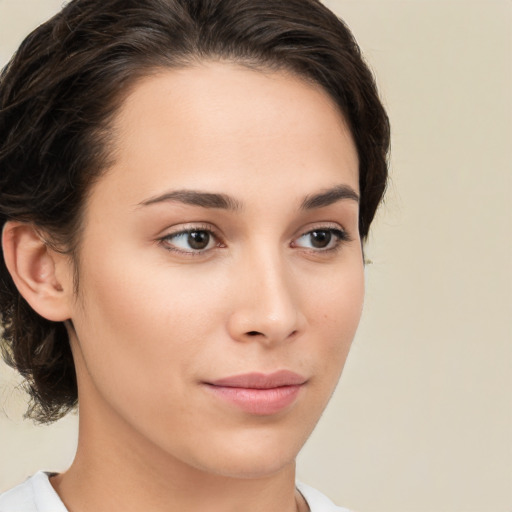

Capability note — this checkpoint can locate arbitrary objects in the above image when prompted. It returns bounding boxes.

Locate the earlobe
[2,221,73,322]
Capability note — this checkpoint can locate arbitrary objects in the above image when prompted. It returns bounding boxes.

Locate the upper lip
[207,370,307,389]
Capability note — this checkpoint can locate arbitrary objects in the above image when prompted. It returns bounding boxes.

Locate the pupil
[188,231,210,250]
[311,230,331,248]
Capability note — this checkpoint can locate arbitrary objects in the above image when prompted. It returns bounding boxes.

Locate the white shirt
[0,472,351,512]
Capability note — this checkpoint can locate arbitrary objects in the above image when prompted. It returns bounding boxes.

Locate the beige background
[0,1,510,511]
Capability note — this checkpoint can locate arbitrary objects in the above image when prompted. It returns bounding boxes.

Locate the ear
[2,221,73,322]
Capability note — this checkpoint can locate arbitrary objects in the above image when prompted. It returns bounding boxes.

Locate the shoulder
[0,472,68,512]
[297,481,353,512]
[1,474,351,512]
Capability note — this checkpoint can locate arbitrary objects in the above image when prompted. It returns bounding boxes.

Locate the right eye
[160,229,219,254]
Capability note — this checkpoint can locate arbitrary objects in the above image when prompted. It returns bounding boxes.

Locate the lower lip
[204,384,303,415]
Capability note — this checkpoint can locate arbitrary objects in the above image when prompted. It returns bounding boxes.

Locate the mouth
[203,370,307,415]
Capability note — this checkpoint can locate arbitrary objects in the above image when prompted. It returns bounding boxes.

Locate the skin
[4,62,363,512]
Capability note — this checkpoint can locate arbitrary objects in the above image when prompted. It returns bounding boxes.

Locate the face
[66,62,363,479]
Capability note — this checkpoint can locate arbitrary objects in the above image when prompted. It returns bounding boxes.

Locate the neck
[51,397,303,512]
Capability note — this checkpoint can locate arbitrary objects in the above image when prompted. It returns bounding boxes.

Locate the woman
[0,0,389,511]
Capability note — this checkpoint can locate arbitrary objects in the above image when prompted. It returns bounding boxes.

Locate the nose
[226,250,305,345]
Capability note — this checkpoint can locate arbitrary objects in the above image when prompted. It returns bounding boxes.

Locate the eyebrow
[138,190,242,211]
[300,185,359,210]
[137,184,359,211]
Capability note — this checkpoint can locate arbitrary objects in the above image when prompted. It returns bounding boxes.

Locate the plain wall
[0,1,510,511]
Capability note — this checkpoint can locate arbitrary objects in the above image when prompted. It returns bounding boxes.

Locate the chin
[202,451,297,480]
[183,424,310,480]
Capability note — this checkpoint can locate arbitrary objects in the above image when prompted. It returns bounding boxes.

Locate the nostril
[245,329,298,339]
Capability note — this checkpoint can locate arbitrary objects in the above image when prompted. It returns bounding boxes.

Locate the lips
[204,370,307,415]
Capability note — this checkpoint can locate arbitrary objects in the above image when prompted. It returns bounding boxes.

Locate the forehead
[92,62,359,210]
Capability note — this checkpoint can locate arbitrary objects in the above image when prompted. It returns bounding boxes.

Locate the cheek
[314,274,364,325]
[70,249,222,410]
[306,259,365,370]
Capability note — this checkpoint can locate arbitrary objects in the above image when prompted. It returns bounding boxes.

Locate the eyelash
[291,227,351,253]
[158,224,351,256]
[158,224,223,256]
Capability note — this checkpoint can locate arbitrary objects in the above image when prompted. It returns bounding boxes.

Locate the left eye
[293,228,347,250]
[162,230,217,252]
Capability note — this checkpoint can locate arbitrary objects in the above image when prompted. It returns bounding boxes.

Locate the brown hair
[0,0,390,423]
